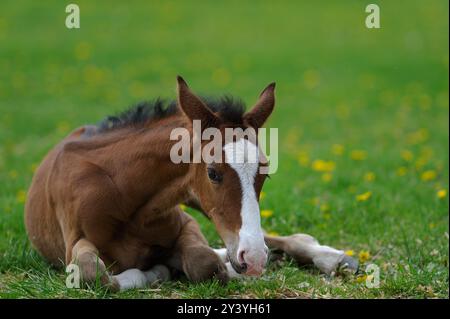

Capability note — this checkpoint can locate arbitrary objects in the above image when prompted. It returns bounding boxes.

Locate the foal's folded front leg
[168,213,229,284]
[264,233,359,275]
[69,238,118,289]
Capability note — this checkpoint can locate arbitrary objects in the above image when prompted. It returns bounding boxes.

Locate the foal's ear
[243,82,276,129]
[177,76,218,128]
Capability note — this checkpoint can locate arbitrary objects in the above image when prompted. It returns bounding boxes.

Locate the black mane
[97,96,246,133]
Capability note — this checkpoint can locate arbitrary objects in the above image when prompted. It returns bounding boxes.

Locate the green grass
[0,0,448,298]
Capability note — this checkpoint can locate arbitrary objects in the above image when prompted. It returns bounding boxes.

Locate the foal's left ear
[243,82,276,129]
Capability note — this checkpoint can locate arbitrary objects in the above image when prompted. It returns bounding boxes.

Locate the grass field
[0,1,448,298]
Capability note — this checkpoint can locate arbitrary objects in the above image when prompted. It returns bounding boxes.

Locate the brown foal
[25,76,357,291]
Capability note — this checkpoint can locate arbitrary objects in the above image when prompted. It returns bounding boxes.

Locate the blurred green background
[0,1,448,298]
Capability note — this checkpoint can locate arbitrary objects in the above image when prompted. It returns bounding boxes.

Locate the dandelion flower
[396,167,407,176]
[16,190,27,204]
[358,250,371,263]
[9,170,18,179]
[74,42,91,61]
[312,159,335,172]
[267,231,279,236]
[179,204,187,211]
[56,121,70,134]
[321,173,333,182]
[30,163,38,173]
[356,191,372,202]
[303,69,320,90]
[345,250,355,257]
[421,170,436,181]
[356,274,367,283]
[437,189,447,199]
[332,144,344,156]
[211,68,231,87]
[260,209,274,218]
[407,128,429,145]
[401,150,413,162]
[320,203,330,212]
[364,172,376,182]
[297,153,310,167]
[347,185,357,193]
[350,150,368,161]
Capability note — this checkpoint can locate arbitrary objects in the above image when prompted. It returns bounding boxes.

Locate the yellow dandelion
[56,121,70,134]
[407,128,429,145]
[211,68,231,87]
[267,231,279,236]
[401,150,414,162]
[396,167,408,176]
[9,170,18,179]
[260,209,274,218]
[415,157,428,170]
[74,42,91,61]
[356,191,372,202]
[320,203,330,212]
[335,102,350,120]
[347,185,357,193]
[297,153,310,167]
[16,190,27,204]
[321,173,333,183]
[350,150,368,161]
[356,274,367,283]
[128,81,146,98]
[303,69,320,90]
[312,159,336,172]
[364,172,376,182]
[418,94,432,110]
[421,170,437,182]
[332,144,344,156]
[259,191,266,200]
[345,250,355,257]
[179,204,187,211]
[311,197,320,205]
[30,163,38,173]
[358,250,371,263]
[437,189,447,199]
[83,65,105,87]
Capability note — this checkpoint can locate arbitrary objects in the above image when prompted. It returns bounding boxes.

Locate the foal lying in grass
[25,77,357,291]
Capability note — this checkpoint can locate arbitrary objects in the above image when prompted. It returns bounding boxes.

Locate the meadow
[0,1,448,298]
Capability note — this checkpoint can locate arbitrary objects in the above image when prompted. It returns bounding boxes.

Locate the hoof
[151,264,171,282]
[338,255,359,274]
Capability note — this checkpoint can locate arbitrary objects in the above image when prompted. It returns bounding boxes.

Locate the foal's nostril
[238,249,246,264]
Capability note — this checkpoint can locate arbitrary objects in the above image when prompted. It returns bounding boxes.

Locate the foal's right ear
[176,76,218,128]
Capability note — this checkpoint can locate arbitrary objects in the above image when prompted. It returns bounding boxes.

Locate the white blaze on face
[223,139,267,275]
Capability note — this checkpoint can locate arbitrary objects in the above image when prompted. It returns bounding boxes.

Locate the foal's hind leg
[167,211,228,283]
[264,233,358,275]
[112,266,171,291]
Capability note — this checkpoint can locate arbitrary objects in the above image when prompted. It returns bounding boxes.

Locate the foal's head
[177,76,275,276]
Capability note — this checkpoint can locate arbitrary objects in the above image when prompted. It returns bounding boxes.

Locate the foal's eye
[207,167,222,183]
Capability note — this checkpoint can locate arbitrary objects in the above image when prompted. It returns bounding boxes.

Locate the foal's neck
[90,115,194,212]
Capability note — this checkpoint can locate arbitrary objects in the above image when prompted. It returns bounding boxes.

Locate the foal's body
[25,78,356,291]
[26,117,220,281]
